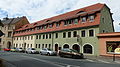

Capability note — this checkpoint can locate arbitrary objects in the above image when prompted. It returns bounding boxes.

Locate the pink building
[98,32,120,57]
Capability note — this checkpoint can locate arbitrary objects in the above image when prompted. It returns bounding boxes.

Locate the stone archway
[7,41,11,49]
[83,44,93,54]
[63,44,69,48]
[72,44,80,52]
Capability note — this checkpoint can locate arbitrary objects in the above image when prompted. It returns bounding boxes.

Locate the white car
[26,48,39,54]
[39,48,57,56]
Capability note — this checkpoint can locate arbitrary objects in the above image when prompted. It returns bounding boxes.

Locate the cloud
[0,0,119,32]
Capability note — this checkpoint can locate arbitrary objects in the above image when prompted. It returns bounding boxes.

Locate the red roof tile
[14,3,105,36]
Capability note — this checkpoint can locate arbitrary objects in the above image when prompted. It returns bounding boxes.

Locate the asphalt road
[0,51,120,67]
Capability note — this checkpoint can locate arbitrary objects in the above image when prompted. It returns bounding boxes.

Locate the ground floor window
[83,44,93,54]
[106,41,120,52]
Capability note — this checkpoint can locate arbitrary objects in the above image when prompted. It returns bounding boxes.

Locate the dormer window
[56,22,60,27]
[89,16,94,22]
[81,17,86,23]
[74,19,78,24]
[64,20,68,25]
[49,24,53,28]
[44,25,47,29]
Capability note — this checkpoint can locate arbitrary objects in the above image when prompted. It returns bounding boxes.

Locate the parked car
[16,48,24,52]
[39,48,57,56]
[59,48,84,59]
[10,48,16,52]
[3,48,11,51]
[26,48,39,54]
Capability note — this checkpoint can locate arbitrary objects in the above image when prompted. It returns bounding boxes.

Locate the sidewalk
[85,55,120,64]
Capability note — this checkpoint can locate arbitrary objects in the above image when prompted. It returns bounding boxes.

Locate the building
[13,3,114,56]
[98,32,120,57]
[0,16,29,49]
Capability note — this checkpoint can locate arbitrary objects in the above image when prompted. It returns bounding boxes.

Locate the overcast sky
[0,0,119,32]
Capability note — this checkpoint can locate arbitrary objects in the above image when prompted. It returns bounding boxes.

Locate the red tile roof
[14,3,105,36]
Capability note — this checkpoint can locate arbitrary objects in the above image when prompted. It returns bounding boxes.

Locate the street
[0,51,120,67]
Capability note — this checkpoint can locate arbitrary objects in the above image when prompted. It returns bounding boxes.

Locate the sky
[0,0,119,32]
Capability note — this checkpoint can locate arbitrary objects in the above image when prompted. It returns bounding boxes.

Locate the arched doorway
[7,41,11,49]
[72,44,80,52]
[83,44,93,54]
[63,44,69,48]
[55,44,58,51]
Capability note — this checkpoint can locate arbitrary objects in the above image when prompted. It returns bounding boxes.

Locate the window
[49,24,53,28]
[89,30,94,37]
[73,31,77,37]
[42,44,44,48]
[49,34,51,39]
[46,34,48,39]
[81,17,86,22]
[74,19,78,24]
[102,18,105,23]
[45,44,47,48]
[64,21,68,25]
[55,33,58,38]
[68,32,71,38]
[89,16,94,22]
[31,36,33,40]
[43,35,45,39]
[56,22,60,27]
[31,44,32,48]
[68,20,72,24]
[44,25,47,29]
[28,36,29,40]
[36,44,37,48]
[81,30,85,37]
[27,44,29,48]
[39,44,40,48]
[8,31,12,37]
[63,32,66,38]
[39,35,41,39]
[49,44,51,48]
[36,35,38,39]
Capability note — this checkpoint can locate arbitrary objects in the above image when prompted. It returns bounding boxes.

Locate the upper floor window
[73,31,77,37]
[36,35,38,39]
[68,32,71,38]
[43,35,45,39]
[89,29,94,37]
[81,30,85,37]
[46,34,48,39]
[39,35,41,39]
[55,33,58,38]
[31,36,33,40]
[81,17,86,23]
[63,32,66,38]
[8,31,12,37]
[49,34,51,39]
[89,16,94,22]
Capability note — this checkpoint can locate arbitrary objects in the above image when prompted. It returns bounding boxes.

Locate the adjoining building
[98,32,120,57]
[13,3,114,56]
[0,16,30,49]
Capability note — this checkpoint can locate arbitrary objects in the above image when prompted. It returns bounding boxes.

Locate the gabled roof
[1,17,23,25]
[16,3,104,31]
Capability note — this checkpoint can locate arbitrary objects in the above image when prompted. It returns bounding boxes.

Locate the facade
[0,16,29,49]
[98,32,120,57]
[13,3,114,56]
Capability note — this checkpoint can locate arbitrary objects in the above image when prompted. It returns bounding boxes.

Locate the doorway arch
[63,44,69,48]
[7,41,11,49]
[83,44,93,54]
[55,44,58,51]
[72,44,80,52]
